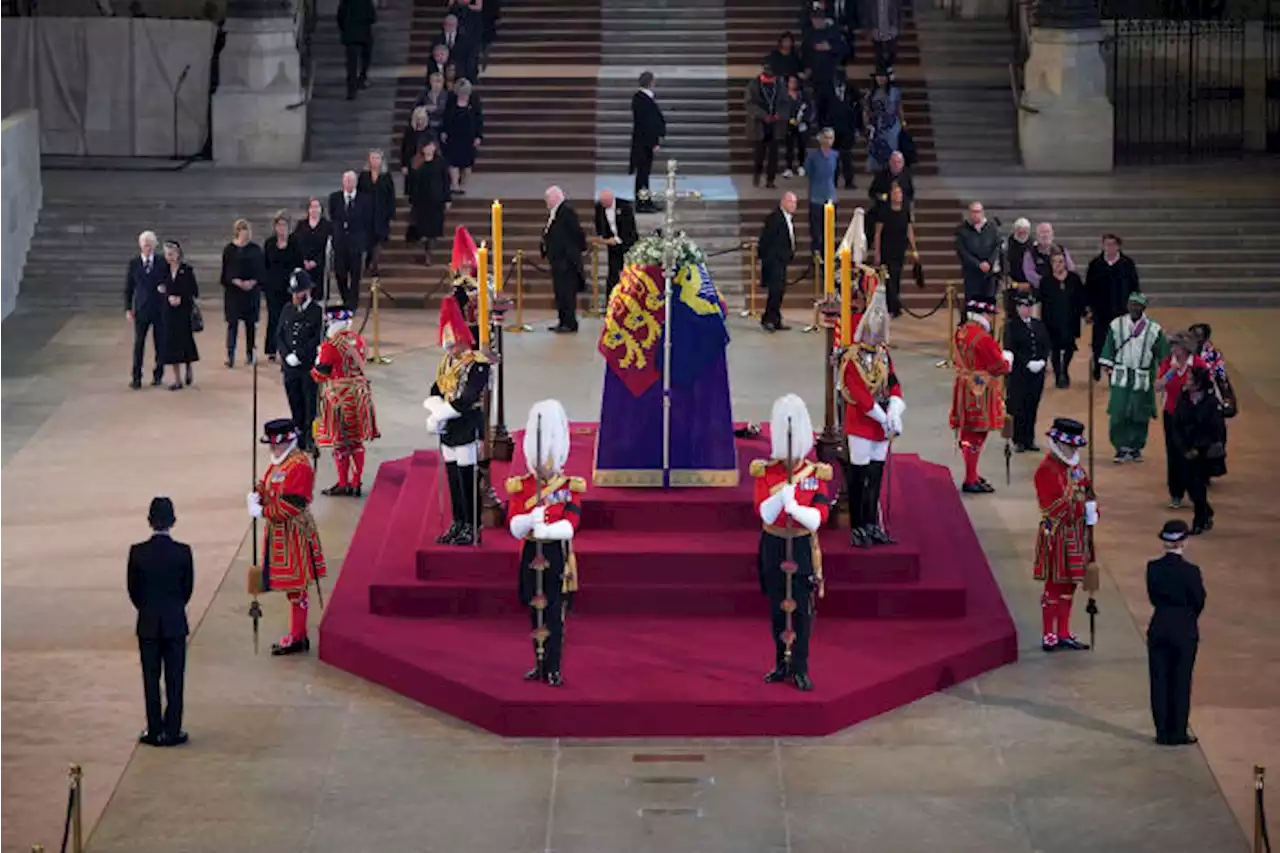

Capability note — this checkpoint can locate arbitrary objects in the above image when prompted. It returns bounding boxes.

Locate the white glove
[1027,359,1046,374]
[1085,500,1099,527]
[759,484,795,524]
[426,415,445,434]
[886,397,906,437]
[285,353,301,367]
[508,510,538,540]
[868,404,888,426]
[786,502,822,532]
[534,519,574,541]
[1002,350,1015,368]
[247,492,263,519]
[531,506,547,525]
[887,413,904,438]
[434,402,461,423]
[423,396,445,415]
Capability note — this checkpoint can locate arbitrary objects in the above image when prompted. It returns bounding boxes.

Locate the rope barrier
[899,288,950,321]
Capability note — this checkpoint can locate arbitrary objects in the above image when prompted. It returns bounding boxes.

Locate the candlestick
[491,200,504,292]
[477,245,490,349]
[840,245,853,345]
[823,201,835,295]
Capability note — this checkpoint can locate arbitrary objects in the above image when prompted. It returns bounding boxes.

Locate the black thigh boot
[865,461,895,544]
[437,461,463,543]
[454,463,478,545]
[847,462,869,547]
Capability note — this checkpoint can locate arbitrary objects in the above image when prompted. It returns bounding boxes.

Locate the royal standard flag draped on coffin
[597,255,729,397]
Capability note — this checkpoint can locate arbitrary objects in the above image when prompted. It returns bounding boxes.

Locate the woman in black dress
[872,183,918,318]
[1040,248,1086,388]
[400,106,432,176]
[407,137,453,265]
[220,219,266,367]
[1172,367,1225,534]
[160,240,200,389]
[263,212,302,363]
[441,78,483,194]
[293,198,333,297]
[358,149,397,276]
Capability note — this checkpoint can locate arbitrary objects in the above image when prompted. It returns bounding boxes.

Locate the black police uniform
[277,294,324,450]
[1146,546,1206,745]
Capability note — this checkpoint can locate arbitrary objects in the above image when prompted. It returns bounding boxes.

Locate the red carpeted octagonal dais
[318,425,1017,737]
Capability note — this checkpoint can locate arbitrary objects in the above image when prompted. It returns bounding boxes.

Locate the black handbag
[912,259,925,289]
[191,301,205,334]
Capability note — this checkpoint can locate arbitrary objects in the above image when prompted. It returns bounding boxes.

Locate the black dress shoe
[451,524,477,546]
[763,667,788,683]
[225,356,235,368]
[169,382,183,391]
[850,526,871,548]
[1057,635,1090,651]
[1014,443,1029,453]
[961,482,986,494]
[321,483,350,497]
[545,672,564,687]
[436,522,462,545]
[793,673,813,692]
[1041,640,1060,653]
[977,480,996,494]
[775,323,792,331]
[358,75,371,90]
[351,485,363,498]
[138,730,164,746]
[1026,443,1041,452]
[1169,733,1199,745]
[761,322,777,333]
[151,376,164,387]
[868,525,896,546]
[163,731,189,747]
[270,636,311,656]
[129,380,143,390]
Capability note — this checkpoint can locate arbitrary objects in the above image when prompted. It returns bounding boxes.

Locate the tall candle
[477,245,490,349]
[491,200,504,292]
[840,245,853,345]
[823,201,836,295]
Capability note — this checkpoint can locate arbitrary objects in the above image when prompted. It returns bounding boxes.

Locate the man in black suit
[435,13,479,83]
[828,71,863,190]
[277,270,325,453]
[1084,233,1141,380]
[337,0,376,100]
[1146,519,1206,747]
[757,192,798,333]
[329,170,374,310]
[630,71,666,213]
[1004,291,1049,452]
[541,185,587,334]
[125,230,167,389]
[127,497,193,747]
[594,190,639,296]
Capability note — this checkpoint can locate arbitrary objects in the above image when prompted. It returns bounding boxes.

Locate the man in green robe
[1098,292,1169,462]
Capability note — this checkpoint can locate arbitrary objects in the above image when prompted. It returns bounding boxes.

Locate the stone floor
[2,304,1273,853]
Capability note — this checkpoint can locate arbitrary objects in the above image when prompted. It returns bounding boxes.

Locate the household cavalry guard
[751,394,832,692]
[247,419,328,656]
[1034,417,1100,652]
[505,400,584,687]
[838,285,906,548]
[311,305,380,497]
[425,297,491,546]
[950,296,1013,494]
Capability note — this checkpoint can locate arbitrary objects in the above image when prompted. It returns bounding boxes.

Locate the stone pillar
[212,0,307,166]
[1243,21,1268,153]
[1018,0,1113,172]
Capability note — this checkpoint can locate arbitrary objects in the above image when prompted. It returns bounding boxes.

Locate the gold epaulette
[568,476,587,493]
[815,463,833,481]
[464,350,491,366]
[505,475,528,495]
[749,459,772,478]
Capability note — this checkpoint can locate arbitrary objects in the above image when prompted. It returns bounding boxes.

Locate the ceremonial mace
[529,415,550,681]
[781,418,799,679]
[248,358,262,654]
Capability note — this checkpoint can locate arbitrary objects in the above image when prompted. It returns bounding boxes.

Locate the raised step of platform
[317,425,1018,738]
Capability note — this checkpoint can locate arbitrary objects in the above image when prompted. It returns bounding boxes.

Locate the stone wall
[1,110,42,320]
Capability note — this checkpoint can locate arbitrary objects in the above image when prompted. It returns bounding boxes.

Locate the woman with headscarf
[406,137,452,265]
[159,240,200,389]
[863,66,902,173]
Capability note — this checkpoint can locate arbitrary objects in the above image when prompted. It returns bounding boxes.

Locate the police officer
[277,269,325,452]
[1146,519,1206,746]
[1004,290,1049,452]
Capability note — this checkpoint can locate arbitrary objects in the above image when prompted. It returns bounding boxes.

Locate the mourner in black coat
[329,173,376,310]
[1039,252,1086,388]
[358,154,397,274]
[1085,235,1141,379]
[128,497,193,747]
[434,13,480,83]
[1003,292,1050,451]
[757,194,798,332]
[407,141,452,264]
[263,219,303,362]
[594,191,639,294]
[954,203,1002,303]
[293,199,333,293]
[828,75,863,189]
[541,187,588,333]
[125,231,168,388]
[336,0,376,99]
[220,221,266,367]
[630,71,666,213]
[1146,520,1205,746]
[159,242,200,389]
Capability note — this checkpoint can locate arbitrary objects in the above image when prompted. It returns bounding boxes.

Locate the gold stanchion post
[803,253,822,333]
[740,240,760,320]
[367,277,393,365]
[506,249,533,333]
[590,241,602,315]
[32,845,45,852]
[937,283,957,369]
[69,763,82,853]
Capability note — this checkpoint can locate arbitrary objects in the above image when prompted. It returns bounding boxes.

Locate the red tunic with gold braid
[839,345,903,441]
[506,472,586,596]
[312,330,379,447]
[949,320,1009,432]
[258,449,327,592]
[1033,453,1096,583]
[750,458,832,591]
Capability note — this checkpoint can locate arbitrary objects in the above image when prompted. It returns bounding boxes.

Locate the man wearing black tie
[125,230,168,389]
[630,71,666,214]
[127,497,193,747]
[435,12,479,82]
[329,170,375,310]
[1003,290,1049,452]
[757,192,798,333]
[336,0,376,100]
[594,190,639,296]
[541,185,588,334]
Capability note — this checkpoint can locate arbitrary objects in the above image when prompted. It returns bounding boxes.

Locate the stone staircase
[600,0,727,66]
[595,74,732,176]
[724,0,923,67]
[485,0,602,66]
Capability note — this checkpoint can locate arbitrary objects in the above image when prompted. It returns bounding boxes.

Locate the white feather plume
[770,394,815,462]
[838,207,868,267]
[523,399,570,475]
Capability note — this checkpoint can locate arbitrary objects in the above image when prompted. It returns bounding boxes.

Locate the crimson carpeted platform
[319,425,1017,737]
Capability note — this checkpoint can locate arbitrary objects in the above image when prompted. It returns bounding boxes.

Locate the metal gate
[1108,17,1247,163]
